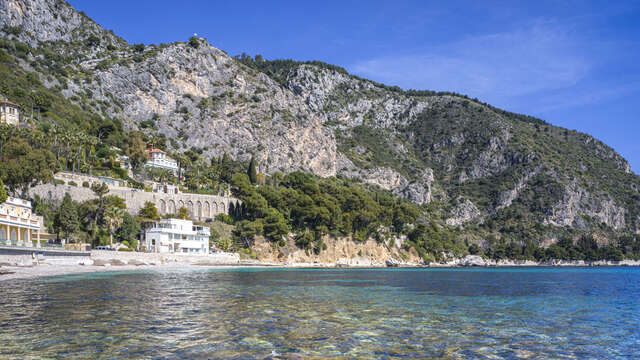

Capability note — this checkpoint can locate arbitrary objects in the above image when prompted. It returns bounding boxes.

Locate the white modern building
[144,218,210,254]
[145,145,179,174]
[0,197,42,247]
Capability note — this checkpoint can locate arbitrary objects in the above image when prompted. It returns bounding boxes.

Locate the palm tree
[49,124,60,159]
[104,206,125,247]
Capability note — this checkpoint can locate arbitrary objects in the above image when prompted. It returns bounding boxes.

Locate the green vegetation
[188,37,200,49]
[227,168,460,258]
[0,179,6,204]
[477,234,628,262]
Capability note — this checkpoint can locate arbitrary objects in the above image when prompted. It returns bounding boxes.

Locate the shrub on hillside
[215,213,234,224]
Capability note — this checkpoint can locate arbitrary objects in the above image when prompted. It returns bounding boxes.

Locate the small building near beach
[143,218,210,254]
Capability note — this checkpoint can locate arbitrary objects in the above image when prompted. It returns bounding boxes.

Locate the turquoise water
[0,267,639,359]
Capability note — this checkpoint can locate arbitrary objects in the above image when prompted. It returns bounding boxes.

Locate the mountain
[2,0,640,249]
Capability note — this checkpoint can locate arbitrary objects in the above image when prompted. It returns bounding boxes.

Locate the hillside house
[145,145,179,174]
[0,100,20,126]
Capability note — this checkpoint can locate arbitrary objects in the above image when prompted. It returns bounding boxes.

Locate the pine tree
[138,201,160,220]
[54,193,79,243]
[90,182,109,227]
[247,156,258,184]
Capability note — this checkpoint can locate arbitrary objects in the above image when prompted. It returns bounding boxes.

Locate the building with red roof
[145,144,179,173]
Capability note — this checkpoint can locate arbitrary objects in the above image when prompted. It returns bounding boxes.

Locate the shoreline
[2,258,640,282]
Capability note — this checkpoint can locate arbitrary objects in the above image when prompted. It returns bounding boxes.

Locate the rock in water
[461,255,487,267]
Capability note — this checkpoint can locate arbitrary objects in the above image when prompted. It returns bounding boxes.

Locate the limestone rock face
[400,169,436,205]
[251,235,423,266]
[0,0,123,48]
[446,199,482,226]
[74,42,340,177]
[545,183,627,231]
[286,64,431,130]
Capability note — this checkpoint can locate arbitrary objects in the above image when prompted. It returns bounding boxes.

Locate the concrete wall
[30,183,240,221]
[0,246,90,266]
[0,246,90,257]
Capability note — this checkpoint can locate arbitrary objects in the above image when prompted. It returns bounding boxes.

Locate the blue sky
[69,0,640,172]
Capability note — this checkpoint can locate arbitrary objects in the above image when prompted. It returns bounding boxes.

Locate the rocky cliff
[2,0,640,245]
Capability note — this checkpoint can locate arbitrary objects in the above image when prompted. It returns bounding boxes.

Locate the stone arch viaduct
[115,189,239,221]
[30,184,241,222]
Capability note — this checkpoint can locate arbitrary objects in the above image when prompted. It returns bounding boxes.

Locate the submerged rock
[386,258,400,267]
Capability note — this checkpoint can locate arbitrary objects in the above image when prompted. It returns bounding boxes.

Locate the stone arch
[197,201,202,219]
[10,229,17,242]
[168,200,176,214]
[213,202,219,214]
[187,201,194,216]
[178,200,184,210]
[159,199,166,214]
[204,201,210,218]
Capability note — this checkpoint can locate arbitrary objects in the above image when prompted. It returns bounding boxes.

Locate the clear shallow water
[0,268,639,359]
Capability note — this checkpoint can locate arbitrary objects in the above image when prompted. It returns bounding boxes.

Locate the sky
[68,0,640,172]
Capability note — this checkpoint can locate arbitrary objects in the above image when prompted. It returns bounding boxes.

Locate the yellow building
[0,100,21,126]
[0,197,42,247]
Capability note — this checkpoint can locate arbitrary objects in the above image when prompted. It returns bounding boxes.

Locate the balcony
[0,211,41,229]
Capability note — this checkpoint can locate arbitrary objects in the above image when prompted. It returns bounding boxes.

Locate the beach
[2,251,640,283]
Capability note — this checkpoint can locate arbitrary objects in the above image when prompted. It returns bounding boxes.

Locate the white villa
[145,145,179,174]
[144,218,210,254]
[0,100,20,126]
[0,197,42,247]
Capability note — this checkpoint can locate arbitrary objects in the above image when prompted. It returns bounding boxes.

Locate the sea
[0,267,639,359]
